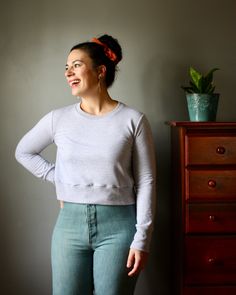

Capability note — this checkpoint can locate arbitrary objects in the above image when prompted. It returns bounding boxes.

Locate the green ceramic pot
[186,93,219,122]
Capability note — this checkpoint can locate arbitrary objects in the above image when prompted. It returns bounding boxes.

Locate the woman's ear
[98,65,106,78]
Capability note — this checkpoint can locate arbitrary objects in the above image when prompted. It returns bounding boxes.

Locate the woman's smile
[68,79,81,88]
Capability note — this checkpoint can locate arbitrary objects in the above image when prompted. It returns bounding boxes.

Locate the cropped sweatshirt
[15,100,157,252]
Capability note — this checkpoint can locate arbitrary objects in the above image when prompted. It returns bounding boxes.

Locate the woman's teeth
[70,79,80,87]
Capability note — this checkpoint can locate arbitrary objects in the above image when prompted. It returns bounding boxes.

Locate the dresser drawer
[184,286,236,295]
[185,236,236,285]
[186,170,236,201]
[186,135,236,165]
[186,203,236,233]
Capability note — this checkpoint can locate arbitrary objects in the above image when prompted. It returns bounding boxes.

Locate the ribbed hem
[55,182,136,205]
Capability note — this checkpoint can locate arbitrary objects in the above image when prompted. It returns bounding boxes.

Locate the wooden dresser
[168,122,236,295]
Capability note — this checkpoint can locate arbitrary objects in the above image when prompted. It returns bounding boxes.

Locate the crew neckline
[75,100,123,119]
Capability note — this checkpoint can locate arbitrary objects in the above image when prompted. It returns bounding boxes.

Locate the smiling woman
[64,35,122,115]
[14,34,157,295]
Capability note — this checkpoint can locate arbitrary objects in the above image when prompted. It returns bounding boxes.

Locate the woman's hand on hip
[126,248,149,276]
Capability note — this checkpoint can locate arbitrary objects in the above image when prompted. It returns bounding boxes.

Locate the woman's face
[65,49,100,97]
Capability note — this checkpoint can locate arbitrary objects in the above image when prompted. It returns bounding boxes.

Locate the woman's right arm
[15,110,55,184]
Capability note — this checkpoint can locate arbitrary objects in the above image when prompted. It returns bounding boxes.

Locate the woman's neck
[79,94,118,116]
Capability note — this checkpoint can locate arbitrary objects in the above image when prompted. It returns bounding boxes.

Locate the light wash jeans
[51,202,139,295]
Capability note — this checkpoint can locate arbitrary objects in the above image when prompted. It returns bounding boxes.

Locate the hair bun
[98,34,122,64]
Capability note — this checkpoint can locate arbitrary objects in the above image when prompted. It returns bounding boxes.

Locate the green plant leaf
[203,68,219,93]
[189,81,200,93]
[190,67,202,90]
[205,82,214,93]
[181,66,219,94]
[209,85,215,94]
[198,76,204,93]
[181,86,194,93]
[201,77,209,93]
[205,68,219,81]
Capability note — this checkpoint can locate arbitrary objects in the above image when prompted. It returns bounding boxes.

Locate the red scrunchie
[91,37,118,64]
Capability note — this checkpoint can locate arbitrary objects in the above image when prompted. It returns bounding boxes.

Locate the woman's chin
[71,90,80,96]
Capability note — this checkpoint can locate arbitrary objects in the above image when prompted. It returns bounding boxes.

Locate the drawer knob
[208,180,216,188]
[208,215,216,221]
[216,146,226,154]
[208,257,217,264]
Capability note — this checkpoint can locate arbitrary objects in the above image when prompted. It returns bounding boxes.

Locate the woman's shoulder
[52,102,76,114]
[47,102,77,121]
[119,101,152,132]
[42,102,77,129]
[120,101,144,119]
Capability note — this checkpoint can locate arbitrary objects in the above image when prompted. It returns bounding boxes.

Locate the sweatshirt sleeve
[15,110,55,184]
[130,114,157,252]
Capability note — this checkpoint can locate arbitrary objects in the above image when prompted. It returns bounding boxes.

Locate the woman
[15,34,157,295]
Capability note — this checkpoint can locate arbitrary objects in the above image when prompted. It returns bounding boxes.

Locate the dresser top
[167,121,236,127]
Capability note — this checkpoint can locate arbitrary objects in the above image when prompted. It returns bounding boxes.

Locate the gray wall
[1,0,236,294]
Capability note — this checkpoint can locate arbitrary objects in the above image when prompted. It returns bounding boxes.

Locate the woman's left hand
[126,248,149,276]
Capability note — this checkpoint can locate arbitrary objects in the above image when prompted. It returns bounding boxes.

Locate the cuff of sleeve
[130,231,152,253]
[45,166,55,184]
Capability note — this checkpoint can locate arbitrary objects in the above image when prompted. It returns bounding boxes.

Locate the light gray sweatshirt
[15,100,157,252]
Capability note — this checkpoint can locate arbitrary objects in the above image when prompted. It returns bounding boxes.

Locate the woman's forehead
[66,49,90,64]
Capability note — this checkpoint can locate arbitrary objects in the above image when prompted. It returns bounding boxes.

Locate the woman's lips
[71,82,80,88]
[68,79,81,87]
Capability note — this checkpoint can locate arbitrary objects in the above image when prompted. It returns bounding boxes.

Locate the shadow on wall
[136,54,188,295]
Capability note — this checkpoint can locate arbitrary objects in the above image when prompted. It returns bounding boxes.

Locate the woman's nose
[65,66,74,77]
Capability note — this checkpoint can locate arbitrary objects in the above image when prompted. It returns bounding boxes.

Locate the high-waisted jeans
[51,202,138,295]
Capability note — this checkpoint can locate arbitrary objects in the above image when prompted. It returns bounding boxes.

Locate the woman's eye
[65,63,81,71]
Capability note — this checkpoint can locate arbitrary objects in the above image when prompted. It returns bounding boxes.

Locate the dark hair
[70,34,122,88]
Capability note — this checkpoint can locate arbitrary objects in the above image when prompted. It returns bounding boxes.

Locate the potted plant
[181,66,220,121]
